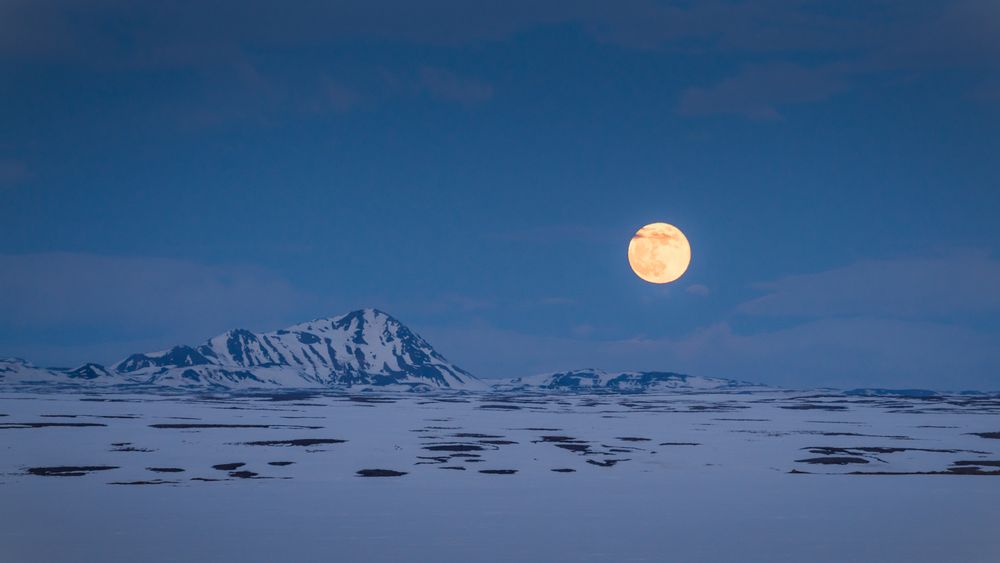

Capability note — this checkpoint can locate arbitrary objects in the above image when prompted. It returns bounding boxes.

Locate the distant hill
[498,368,757,393]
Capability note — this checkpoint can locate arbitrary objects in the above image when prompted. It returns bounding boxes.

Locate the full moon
[627,222,691,284]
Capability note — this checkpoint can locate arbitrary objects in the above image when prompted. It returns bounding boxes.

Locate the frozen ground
[1,389,998,562]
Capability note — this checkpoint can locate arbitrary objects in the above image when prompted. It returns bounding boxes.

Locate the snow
[3,309,998,560]
[0,388,997,562]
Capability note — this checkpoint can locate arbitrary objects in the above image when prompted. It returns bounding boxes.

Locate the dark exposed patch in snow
[212,463,245,471]
[241,439,346,447]
[1,422,105,429]
[357,469,407,477]
[796,456,870,465]
[26,465,118,477]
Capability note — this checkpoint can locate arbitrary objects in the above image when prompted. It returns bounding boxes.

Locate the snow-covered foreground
[1,389,998,562]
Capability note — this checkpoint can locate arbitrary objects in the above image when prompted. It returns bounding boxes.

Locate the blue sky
[1,1,999,388]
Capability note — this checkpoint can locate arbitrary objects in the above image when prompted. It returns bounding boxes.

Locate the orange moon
[627,222,691,284]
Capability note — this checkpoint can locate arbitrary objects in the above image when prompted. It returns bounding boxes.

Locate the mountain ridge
[498,368,756,392]
[0,309,760,393]
[1,309,482,391]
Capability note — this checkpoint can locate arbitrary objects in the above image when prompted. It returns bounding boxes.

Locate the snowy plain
[1,388,998,563]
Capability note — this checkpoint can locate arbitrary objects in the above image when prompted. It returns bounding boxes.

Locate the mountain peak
[105,308,480,389]
[66,363,114,380]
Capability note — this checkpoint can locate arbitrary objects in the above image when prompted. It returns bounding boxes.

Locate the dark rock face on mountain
[116,346,216,373]
[64,363,116,380]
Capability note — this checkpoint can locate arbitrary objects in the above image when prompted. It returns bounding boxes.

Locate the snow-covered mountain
[112,308,480,389]
[1,311,762,393]
[499,369,755,392]
[0,358,119,385]
[1,309,482,391]
[1,358,64,384]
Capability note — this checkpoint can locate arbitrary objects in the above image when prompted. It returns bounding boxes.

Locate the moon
[627,222,691,284]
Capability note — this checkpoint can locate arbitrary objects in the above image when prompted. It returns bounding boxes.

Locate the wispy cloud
[4,1,996,119]
[418,66,493,106]
[678,62,851,119]
[685,284,710,297]
[537,296,577,306]
[0,159,31,188]
[0,253,325,363]
[323,80,363,113]
[424,317,1000,390]
[738,250,1000,319]
[5,2,996,68]
[492,224,615,243]
[424,249,1000,389]
[970,80,1000,104]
